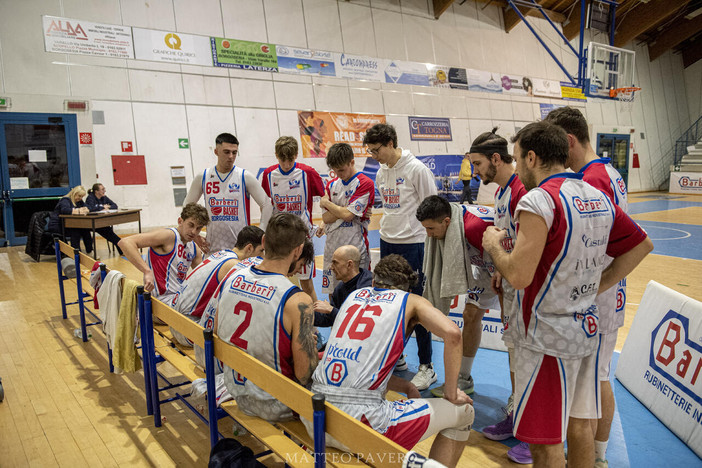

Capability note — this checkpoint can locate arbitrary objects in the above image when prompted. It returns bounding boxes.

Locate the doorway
[596,133,630,188]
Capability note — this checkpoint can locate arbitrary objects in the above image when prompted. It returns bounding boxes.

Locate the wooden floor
[1,191,701,466]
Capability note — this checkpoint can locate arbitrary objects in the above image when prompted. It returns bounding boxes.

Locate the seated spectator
[170,225,264,346]
[312,245,372,327]
[214,213,318,422]
[118,203,208,306]
[86,183,123,255]
[48,185,94,256]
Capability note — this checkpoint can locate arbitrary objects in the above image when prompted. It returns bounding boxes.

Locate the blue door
[596,133,630,188]
[0,113,81,246]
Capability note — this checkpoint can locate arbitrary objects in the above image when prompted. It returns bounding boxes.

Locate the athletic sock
[460,356,474,378]
[595,440,608,460]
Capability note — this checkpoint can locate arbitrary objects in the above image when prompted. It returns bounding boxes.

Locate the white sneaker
[430,374,474,398]
[395,355,408,372]
[594,458,608,468]
[410,364,437,390]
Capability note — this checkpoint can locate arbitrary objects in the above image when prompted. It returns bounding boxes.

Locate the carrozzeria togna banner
[408,117,452,141]
[615,281,702,458]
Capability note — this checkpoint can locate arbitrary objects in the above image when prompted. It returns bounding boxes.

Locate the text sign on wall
[615,281,702,458]
[298,111,386,158]
[133,28,212,66]
[669,172,702,194]
[211,37,278,71]
[432,295,507,352]
[409,117,452,141]
[42,16,134,59]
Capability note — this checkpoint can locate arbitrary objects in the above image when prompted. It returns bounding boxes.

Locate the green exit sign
[0,97,10,108]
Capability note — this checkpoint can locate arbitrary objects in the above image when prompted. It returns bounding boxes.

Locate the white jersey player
[184,133,272,253]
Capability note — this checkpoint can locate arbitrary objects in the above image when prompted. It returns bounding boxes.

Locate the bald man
[313,245,373,327]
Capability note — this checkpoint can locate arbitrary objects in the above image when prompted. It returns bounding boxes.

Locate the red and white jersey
[261,162,324,237]
[145,228,197,303]
[202,166,250,252]
[313,287,408,395]
[580,157,629,334]
[514,173,647,358]
[217,266,301,400]
[462,205,496,293]
[494,174,528,342]
[173,250,238,320]
[322,173,374,293]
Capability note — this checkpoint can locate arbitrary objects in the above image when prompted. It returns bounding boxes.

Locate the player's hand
[143,270,155,293]
[482,226,506,252]
[445,389,473,406]
[193,235,210,254]
[316,223,326,237]
[491,272,503,295]
[320,195,331,210]
[313,300,333,314]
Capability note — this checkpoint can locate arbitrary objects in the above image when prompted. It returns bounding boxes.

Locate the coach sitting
[313,245,372,327]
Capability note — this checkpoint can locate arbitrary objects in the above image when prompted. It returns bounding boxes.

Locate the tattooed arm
[285,291,319,386]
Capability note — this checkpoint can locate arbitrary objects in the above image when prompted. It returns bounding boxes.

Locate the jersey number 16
[335,304,382,340]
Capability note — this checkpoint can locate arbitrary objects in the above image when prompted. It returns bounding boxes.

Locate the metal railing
[673,114,702,167]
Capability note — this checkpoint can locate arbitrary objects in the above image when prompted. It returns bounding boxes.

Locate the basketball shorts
[597,332,618,381]
[513,346,600,444]
[464,285,500,310]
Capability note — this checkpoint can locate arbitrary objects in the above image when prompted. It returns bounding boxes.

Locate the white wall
[0,0,697,229]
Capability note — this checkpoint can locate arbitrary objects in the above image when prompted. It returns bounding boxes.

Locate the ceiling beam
[613,0,691,47]
[433,0,455,19]
[682,39,702,68]
[648,14,702,61]
[503,2,567,33]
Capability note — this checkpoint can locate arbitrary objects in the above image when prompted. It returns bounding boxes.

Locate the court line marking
[637,224,692,241]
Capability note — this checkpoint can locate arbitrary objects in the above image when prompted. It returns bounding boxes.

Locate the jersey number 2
[229,301,253,350]
[335,304,382,340]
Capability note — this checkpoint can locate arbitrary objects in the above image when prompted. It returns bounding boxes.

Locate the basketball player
[482,121,652,468]
[261,136,325,301]
[118,203,208,306]
[214,213,318,421]
[416,195,500,397]
[468,129,531,463]
[169,225,264,346]
[545,106,628,468]
[318,143,374,294]
[306,254,474,468]
[184,133,273,253]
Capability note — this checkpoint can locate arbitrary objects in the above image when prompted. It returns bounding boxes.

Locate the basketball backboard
[584,42,636,98]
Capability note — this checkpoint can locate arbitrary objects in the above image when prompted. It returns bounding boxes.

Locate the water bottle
[74,328,92,340]
[402,451,447,468]
[232,421,248,436]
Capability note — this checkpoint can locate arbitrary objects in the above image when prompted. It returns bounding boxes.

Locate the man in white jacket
[363,123,439,391]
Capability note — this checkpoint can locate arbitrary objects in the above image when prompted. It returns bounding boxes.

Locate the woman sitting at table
[86,183,123,255]
[48,185,95,256]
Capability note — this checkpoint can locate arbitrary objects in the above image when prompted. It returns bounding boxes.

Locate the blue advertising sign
[539,103,565,120]
[409,117,452,141]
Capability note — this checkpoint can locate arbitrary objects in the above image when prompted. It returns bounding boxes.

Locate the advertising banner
[428,66,470,90]
[669,172,702,194]
[43,15,134,59]
[335,53,384,81]
[433,295,507,352]
[298,111,385,158]
[133,28,212,66]
[415,154,464,201]
[276,46,335,76]
[532,78,563,98]
[384,60,430,86]
[409,117,452,141]
[466,69,502,93]
[539,103,565,120]
[615,281,702,458]
[502,74,533,95]
[560,81,587,101]
[211,37,278,71]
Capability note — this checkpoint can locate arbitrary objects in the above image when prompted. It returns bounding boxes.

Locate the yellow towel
[113,279,142,373]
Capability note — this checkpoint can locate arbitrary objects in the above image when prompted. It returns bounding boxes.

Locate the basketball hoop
[610,87,641,112]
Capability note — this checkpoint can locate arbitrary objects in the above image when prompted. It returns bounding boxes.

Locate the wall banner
[466,69,502,93]
[43,15,134,59]
[211,37,278,71]
[560,81,587,101]
[384,61,430,86]
[335,53,384,81]
[409,117,452,141]
[298,111,385,158]
[502,74,533,95]
[539,103,566,120]
[669,172,702,194]
[276,46,335,76]
[133,28,212,66]
[533,78,563,98]
[432,295,507,352]
[428,66,470,89]
[615,281,702,458]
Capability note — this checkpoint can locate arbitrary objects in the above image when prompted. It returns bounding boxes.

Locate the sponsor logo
[616,177,626,195]
[325,343,362,362]
[229,275,275,300]
[573,304,598,337]
[209,197,239,217]
[496,204,507,217]
[325,359,349,386]
[476,206,491,215]
[575,253,607,271]
[500,236,514,252]
[339,54,378,70]
[470,255,496,274]
[344,189,355,198]
[582,233,608,248]
[650,310,702,405]
[353,201,364,212]
[396,177,405,185]
[382,188,400,208]
[46,20,87,39]
[164,33,181,50]
[228,182,240,193]
[569,282,597,301]
[572,196,608,214]
[678,176,702,188]
[273,194,302,213]
[616,278,626,313]
[288,179,301,188]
